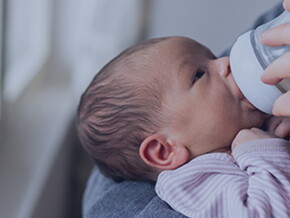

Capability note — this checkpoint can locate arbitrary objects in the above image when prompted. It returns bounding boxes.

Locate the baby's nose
[216,57,231,77]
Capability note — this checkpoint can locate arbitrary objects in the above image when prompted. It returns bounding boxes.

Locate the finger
[261,52,290,84]
[263,116,282,133]
[274,119,290,138]
[260,22,290,46]
[284,0,290,12]
[272,91,290,116]
[275,124,289,138]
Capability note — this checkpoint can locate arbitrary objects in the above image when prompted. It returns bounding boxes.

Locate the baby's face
[150,37,265,157]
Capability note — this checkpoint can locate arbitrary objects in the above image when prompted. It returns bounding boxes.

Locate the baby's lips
[242,97,258,110]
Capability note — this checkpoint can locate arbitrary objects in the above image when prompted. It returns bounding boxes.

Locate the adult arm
[82,167,186,218]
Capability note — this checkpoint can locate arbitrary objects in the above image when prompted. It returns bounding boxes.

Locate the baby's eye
[192,70,205,84]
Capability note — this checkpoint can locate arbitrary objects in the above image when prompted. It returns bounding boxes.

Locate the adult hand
[260,0,290,116]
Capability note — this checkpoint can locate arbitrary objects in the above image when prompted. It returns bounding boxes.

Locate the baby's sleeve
[232,138,290,217]
[155,139,290,218]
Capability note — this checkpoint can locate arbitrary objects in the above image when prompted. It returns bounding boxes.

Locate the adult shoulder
[83,167,186,218]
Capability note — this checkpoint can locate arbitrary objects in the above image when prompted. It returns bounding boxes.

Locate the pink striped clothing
[155,138,290,218]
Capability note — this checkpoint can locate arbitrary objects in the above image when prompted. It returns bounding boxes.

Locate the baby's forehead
[121,37,212,87]
[156,37,214,60]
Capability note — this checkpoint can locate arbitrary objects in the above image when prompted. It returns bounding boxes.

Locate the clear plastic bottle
[230,10,290,114]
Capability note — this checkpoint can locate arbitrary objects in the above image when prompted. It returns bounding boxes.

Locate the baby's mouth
[242,96,257,110]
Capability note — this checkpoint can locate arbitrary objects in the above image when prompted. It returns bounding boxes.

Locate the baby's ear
[139,133,189,170]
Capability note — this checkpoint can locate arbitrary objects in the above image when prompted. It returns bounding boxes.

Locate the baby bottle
[230,10,290,114]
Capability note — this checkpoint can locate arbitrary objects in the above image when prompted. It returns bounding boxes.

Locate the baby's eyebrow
[177,56,194,78]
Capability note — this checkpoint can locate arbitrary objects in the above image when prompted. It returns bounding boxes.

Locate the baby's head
[77,36,266,182]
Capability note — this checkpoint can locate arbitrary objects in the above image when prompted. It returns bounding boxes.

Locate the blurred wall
[146,0,281,56]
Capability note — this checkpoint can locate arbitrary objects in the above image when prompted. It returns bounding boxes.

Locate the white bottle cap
[229,31,282,114]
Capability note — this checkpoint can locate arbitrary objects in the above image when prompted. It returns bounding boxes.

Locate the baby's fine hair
[77,38,169,182]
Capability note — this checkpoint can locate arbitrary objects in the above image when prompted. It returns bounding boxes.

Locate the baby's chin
[204,145,232,156]
[244,108,267,129]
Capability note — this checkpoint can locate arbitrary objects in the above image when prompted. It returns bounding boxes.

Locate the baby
[77,36,290,217]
